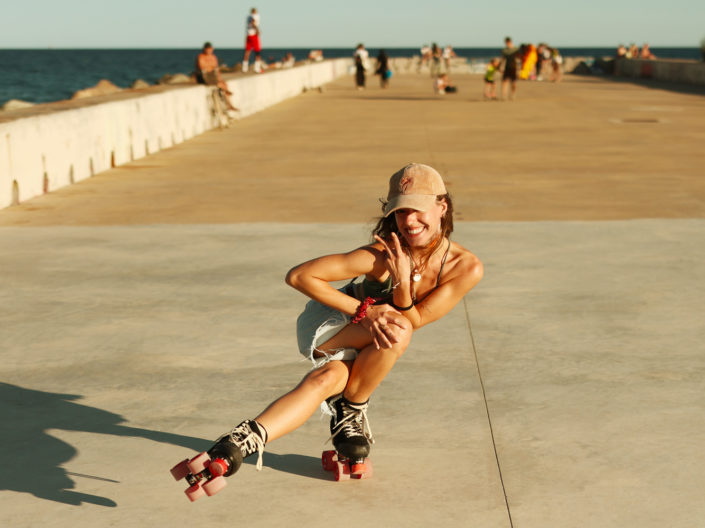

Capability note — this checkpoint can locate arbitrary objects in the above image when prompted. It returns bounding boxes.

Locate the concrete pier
[1,72,704,528]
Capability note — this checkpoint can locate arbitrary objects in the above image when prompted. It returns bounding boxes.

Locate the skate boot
[209,419,267,476]
[328,396,373,463]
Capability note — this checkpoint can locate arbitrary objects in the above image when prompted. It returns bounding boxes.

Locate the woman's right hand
[361,303,405,349]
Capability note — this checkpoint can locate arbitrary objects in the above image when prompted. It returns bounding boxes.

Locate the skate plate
[322,450,373,481]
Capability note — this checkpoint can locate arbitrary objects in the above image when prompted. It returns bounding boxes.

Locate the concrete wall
[0,58,351,209]
[614,58,705,86]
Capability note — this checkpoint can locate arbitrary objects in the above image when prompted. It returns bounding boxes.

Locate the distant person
[375,49,391,89]
[483,58,500,100]
[354,43,369,90]
[640,43,656,60]
[430,43,442,77]
[418,44,431,72]
[442,45,457,73]
[550,47,563,82]
[195,42,237,111]
[500,36,519,100]
[536,43,549,81]
[616,44,628,59]
[242,8,263,73]
[282,52,296,68]
[308,50,324,62]
[627,43,639,59]
[434,73,457,94]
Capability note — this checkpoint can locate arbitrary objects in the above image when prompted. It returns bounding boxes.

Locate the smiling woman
[172,162,483,486]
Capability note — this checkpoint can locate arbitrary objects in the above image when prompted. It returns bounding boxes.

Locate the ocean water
[0,47,700,106]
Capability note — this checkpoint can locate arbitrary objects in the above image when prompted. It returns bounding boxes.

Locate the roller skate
[322,397,374,481]
[170,419,266,501]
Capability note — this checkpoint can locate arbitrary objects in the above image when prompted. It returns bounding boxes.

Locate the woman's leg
[255,360,351,442]
[253,316,411,442]
[343,317,413,403]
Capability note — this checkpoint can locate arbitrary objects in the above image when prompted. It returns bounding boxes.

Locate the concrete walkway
[1,72,704,528]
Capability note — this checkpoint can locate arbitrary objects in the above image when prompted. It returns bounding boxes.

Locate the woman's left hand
[374,232,411,286]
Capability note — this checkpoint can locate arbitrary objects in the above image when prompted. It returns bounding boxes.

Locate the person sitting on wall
[640,43,656,60]
[195,42,237,111]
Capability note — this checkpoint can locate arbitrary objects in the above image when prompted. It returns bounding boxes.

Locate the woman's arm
[285,246,385,316]
[375,233,483,330]
[286,245,407,349]
[405,255,483,329]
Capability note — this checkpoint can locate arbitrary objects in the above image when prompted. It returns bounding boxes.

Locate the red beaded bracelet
[352,296,377,324]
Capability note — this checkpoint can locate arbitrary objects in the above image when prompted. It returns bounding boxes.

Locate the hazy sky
[1,0,703,48]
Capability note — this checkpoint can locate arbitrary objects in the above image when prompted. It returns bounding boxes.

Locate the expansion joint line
[463,297,514,528]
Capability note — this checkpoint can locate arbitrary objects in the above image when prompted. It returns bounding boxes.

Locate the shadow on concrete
[0,382,209,507]
[243,452,331,481]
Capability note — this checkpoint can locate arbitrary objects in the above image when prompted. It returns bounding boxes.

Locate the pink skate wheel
[170,459,190,481]
[187,452,210,474]
[185,483,206,502]
[209,458,228,477]
[203,476,227,496]
[334,461,351,481]
[322,450,338,471]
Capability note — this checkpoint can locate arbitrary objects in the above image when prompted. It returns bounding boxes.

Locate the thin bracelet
[392,301,414,311]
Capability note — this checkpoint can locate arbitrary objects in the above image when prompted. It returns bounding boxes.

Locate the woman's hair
[372,194,454,264]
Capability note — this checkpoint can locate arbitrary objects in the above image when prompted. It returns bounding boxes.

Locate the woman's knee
[303,362,349,396]
[387,318,413,358]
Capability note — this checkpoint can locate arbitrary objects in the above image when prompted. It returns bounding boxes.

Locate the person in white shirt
[353,44,369,90]
[242,8,262,73]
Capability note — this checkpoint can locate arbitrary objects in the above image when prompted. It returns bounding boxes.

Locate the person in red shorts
[242,8,262,73]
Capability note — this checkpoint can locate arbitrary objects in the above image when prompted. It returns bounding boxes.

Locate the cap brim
[383,194,437,217]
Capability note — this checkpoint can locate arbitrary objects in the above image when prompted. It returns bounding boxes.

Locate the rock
[71,79,122,100]
[131,79,151,89]
[1,99,35,111]
[572,61,592,75]
[158,73,194,85]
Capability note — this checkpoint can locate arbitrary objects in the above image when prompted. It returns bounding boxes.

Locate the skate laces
[328,403,374,445]
[226,421,265,471]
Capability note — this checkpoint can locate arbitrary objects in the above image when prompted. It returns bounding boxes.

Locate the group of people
[193,7,264,112]
[483,37,563,101]
[419,43,458,76]
[616,43,656,60]
[353,44,391,90]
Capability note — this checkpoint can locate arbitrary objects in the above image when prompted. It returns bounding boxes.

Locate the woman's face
[394,200,447,248]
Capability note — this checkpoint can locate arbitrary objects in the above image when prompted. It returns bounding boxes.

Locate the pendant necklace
[407,251,423,282]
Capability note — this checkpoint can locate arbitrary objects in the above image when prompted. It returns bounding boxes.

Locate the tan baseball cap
[383,163,447,217]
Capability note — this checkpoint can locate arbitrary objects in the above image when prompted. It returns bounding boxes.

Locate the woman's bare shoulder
[447,241,484,282]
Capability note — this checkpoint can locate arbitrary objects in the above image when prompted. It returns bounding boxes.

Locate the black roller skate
[170,419,267,501]
[322,397,374,481]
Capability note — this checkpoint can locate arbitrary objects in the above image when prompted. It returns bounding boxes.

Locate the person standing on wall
[242,7,263,73]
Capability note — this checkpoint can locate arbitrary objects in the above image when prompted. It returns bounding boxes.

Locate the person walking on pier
[354,43,369,90]
[182,163,483,481]
[500,36,519,100]
[375,49,391,89]
[242,7,263,73]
